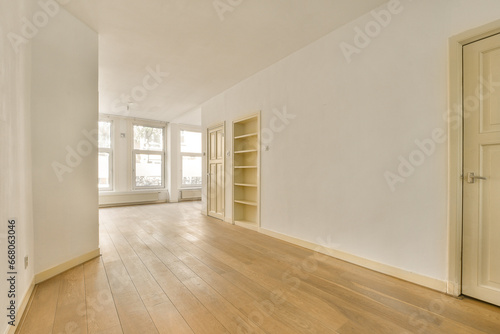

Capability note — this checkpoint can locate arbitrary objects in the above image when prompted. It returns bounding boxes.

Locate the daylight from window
[133,125,164,188]
[181,130,202,187]
[98,121,112,190]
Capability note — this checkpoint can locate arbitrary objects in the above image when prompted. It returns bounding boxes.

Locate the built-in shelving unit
[232,112,260,230]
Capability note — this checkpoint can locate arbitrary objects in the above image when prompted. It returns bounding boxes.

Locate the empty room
[2,0,500,333]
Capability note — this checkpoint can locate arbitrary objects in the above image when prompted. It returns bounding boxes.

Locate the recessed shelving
[234,133,258,140]
[233,112,260,229]
[234,220,254,225]
[235,183,258,187]
[234,200,258,206]
[234,149,258,154]
[233,220,259,231]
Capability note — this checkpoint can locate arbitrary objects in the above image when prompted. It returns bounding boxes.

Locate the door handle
[467,172,487,183]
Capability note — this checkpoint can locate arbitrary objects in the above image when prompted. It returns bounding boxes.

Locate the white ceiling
[63,0,388,121]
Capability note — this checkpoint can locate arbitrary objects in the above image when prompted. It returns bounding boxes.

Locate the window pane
[134,125,163,151]
[181,130,202,153]
[98,121,111,148]
[98,152,110,189]
[135,153,162,187]
[182,156,202,186]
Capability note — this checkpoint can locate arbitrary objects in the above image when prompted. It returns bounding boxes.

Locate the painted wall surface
[170,107,202,126]
[0,0,35,330]
[109,117,131,193]
[31,7,99,274]
[201,0,500,281]
[167,123,180,202]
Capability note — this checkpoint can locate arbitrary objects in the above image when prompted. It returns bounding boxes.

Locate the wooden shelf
[234,220,259,231]
[234,220,256,225]
[234,200,258,206]
[234,149,258,154]
[235,183,258,187]
[233,112,260,229]
[234,133,258,139]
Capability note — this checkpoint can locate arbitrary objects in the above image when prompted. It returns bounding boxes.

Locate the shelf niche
[232,112,260,230]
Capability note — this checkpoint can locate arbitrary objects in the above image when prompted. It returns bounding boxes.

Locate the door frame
[206,121,226,220]
[447,19,500,297]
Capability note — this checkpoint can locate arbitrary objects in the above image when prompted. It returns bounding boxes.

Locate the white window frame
[98,119,113,191]
[179,126,202,189]
[132,121,166,190]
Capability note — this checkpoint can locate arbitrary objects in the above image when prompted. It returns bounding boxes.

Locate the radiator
[99,191,163,207]
[179,189,202,201]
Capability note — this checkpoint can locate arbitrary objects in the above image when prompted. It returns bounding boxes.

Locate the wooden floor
[17,202,500,334]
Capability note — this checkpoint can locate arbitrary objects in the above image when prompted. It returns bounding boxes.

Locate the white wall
[0,0,35,331]
[167,123,180,202]
[31,6,99,274]
[170,107,202,126]
[201,0,500,283]
[109,116,130,193]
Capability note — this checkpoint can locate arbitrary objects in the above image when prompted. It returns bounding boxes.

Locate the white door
[463,33,500,306]
[207,124,225,220]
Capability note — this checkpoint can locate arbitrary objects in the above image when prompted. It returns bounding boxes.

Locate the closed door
[207,124,225,220]
[463,33,500,306]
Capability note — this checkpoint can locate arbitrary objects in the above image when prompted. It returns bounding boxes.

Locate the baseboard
[259,228,448,293]
[34,248,101,284]
[4,277,35,334]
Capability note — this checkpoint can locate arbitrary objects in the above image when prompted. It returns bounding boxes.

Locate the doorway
[461,32,500,306]
[207,123,225,220]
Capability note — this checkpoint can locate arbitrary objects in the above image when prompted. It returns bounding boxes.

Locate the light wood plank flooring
[17,202,500,333]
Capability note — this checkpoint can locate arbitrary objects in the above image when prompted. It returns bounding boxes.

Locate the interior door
[462,33,500,306]
[207,124,225,220]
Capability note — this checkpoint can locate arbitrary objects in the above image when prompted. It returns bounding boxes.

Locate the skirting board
[34,248,101,284]
[4,278,35,334]
[259,228,448,293]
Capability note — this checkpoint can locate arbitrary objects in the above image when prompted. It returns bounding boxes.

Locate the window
[180,129,202,187]
[133,124,165,188]
[98,121,113,190]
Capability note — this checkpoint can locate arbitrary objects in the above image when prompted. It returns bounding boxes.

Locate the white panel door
[463,33,500,306]
[207,124,225,220]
